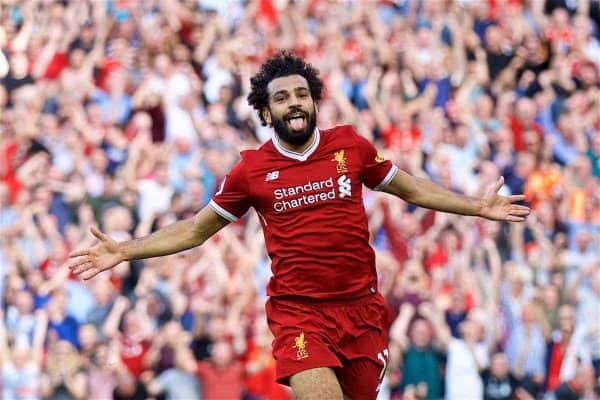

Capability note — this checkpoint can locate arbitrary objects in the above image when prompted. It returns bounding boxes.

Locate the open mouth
[286,113,307,131]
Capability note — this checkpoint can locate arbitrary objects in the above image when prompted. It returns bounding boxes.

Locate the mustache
[284,109,308,119]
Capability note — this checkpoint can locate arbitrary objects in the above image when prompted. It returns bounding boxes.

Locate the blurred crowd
[0,0,599,399]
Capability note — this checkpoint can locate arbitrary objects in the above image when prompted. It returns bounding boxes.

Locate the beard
[271,106,317,147]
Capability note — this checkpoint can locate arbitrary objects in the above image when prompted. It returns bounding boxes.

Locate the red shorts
[266,292,391,399]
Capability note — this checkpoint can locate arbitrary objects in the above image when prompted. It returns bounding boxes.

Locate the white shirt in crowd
[445,338,489,400]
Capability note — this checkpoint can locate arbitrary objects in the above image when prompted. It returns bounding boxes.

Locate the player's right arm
[67,206,230,280]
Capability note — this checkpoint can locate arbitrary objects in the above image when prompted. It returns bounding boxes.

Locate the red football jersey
[210,125,398,299]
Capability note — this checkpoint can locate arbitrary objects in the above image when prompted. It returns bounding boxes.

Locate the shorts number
[377,349,389,380]
[215,177,226,196]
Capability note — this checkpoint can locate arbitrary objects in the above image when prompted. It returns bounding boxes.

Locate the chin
[274,126,312,146]
[290,130,312,142]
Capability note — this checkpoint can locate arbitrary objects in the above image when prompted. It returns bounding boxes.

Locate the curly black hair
[247,50,324,126]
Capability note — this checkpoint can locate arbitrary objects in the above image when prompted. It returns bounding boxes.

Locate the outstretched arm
[381,170,530,222]
[67,206,230,280]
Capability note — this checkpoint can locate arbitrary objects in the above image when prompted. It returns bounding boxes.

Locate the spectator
[545,304,590,392]
[143,321,201,400]
[444,318,490,400]
[196,340,245,400]
[504,302,547,384]
[389,303,445,400]
[480,352,526,400]
[0,310,47,400]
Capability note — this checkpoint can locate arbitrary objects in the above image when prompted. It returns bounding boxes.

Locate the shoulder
[320,125,369,150]
[320,124,359,140]
[239,140,275,163]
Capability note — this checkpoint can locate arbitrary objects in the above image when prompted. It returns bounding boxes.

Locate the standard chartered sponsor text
[273,177,336,212]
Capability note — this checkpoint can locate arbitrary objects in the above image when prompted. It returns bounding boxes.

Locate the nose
[288,94,301,108]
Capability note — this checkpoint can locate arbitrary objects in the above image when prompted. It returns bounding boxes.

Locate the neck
[277,130,316,153]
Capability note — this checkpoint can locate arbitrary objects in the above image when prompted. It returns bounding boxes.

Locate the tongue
[289,118,306,131]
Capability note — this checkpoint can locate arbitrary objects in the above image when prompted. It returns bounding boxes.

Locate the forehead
[267,75,309,95]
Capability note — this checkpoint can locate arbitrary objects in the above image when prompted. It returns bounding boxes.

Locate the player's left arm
[381,169,530,222]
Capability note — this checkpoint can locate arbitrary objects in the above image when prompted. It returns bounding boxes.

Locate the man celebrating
[67,51,530,399]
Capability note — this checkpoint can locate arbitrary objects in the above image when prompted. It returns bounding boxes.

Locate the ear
[262,108,272,126]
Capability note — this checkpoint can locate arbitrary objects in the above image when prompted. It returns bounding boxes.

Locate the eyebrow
[271,87,310,97]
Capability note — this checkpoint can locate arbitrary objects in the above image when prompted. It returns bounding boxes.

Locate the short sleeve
[354,132,398,190]
[209,159,251,222]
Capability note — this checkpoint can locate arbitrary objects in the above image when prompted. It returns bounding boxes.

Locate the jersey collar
[272,128,320,162]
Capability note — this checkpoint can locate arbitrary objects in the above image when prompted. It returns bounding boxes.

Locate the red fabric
[196,361,244,400]
[266,293,389,395]
[436,282,475,311]
[545,27,573,44]
[244,342,290,400]
[487,0,498,19]
[1,141,22,203]
[179,20,195,45]
[41,52,68,80]
[509,115,543,152]
[343,40,362,63]
[547,342,564,391]
[420,209,436,233]
[257,0,278,28]
[211,125,396,300]
[382,125,420,151]
[119,337,150,378]
[381,204,408,264]
[424,243,448,272]
[95,58,123,91]
[109,274,123,291]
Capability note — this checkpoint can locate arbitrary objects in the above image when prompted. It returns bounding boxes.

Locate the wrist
[474,198,486,218]
[116,242,130,262]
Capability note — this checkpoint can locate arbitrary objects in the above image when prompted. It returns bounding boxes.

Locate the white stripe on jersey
[209,200,238,222]
[374,164,399,191]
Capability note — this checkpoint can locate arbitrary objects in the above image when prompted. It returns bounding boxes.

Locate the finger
[64,256,88,270]
[510,207,531,215]
[508,194,526,202]
[493,176,504,193]
[506,216,525,222]
[72,261,95,275]
[90,226,110,242]
[64,255,90,269]
[510,210,531,217]
[69,248,90,258]
[510,204,531,212]
[82,268,102,281]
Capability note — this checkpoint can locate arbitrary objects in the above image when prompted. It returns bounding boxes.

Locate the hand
[479,177,531,222]
[114,296,131,311]
[140,370,154,384]
[66,227,126,280]
[418,302,435,317]
[399,302,415,318]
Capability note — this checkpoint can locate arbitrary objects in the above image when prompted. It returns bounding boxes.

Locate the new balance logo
[338,174,351,198]
[265,171,279,182]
